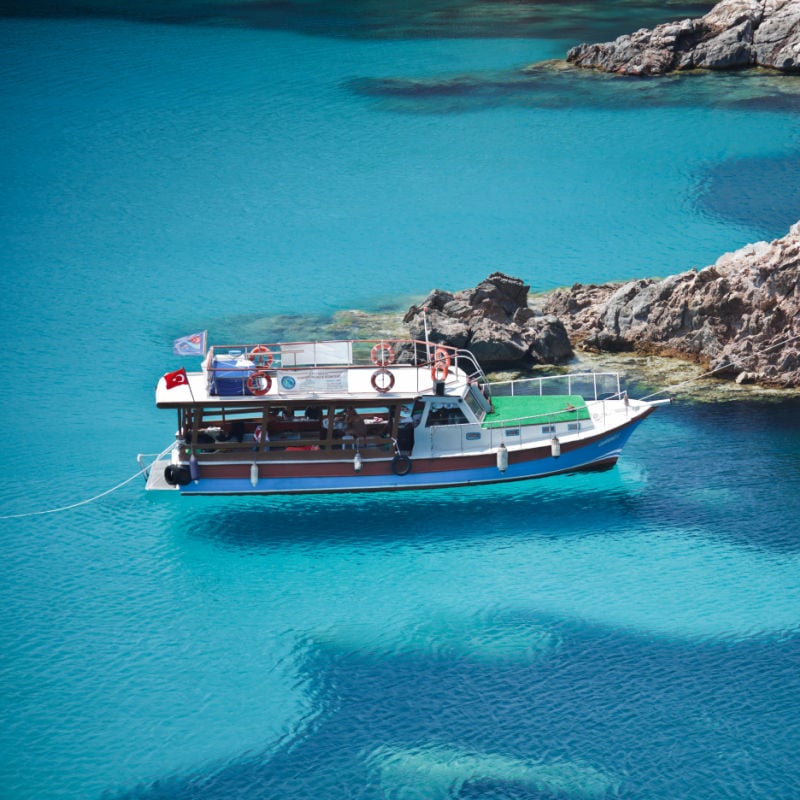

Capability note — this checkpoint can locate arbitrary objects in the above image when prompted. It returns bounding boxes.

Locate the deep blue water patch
[111,621,800,799]
[2,0,716,41]
[695,152,800,236]
[3,11,800,800]
[626,398,800,553]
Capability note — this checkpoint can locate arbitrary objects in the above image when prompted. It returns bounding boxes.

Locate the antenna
[423,305,432,362]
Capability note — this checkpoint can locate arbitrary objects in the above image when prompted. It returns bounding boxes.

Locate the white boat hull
[144,409,650,496]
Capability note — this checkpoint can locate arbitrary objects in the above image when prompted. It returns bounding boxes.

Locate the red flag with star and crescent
[163,367,188,390]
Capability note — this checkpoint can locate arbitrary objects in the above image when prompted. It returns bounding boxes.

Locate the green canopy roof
[482,394,590,428]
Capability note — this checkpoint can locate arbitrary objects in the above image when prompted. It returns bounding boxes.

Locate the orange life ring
[371,368,395,393]
[431,346,450,382]
[247,371,272,395]
[370,342,395,366]
[249,345,274,368]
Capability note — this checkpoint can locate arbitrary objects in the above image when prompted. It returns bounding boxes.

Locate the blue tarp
[210,354,255,396]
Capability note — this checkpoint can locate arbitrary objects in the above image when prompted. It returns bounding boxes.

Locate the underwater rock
[544,221,800,387]
[566,0,800,75]
[309,612,560,663]
[403,272,573,369]
[366,744,619,799]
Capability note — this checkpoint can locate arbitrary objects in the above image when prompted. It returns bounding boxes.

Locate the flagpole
[190,332,207,405]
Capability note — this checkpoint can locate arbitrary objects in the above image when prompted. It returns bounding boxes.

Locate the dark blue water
[2,4,800,798]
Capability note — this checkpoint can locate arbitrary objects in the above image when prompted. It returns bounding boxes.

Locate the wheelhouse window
[426,403,469,427]
[464,387,487,421]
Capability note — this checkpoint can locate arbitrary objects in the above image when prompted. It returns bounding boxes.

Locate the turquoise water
[2,5,800,798]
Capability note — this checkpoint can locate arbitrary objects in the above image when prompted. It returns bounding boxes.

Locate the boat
[138,338,668,495]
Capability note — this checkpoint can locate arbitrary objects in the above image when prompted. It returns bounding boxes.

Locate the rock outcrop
[543,222,800,387]
[403,272,573,369]
[566,0,800,75]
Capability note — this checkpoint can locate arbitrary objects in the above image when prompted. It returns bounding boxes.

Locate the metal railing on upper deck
[200,338,491,397]
[203,339,486,370]
[489,372,623,402]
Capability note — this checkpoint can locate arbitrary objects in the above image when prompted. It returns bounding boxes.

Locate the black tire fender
[391,454,412,476]
[165,464,192,486]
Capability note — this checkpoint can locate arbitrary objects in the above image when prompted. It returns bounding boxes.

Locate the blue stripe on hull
[178,421,643,496]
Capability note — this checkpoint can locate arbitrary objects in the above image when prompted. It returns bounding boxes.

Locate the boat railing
[489,372,623,402]
[200,338,490,395]
[136,445,175,482]
[449,347,491,395]
[204,339,484,369]
[136,452,156,480]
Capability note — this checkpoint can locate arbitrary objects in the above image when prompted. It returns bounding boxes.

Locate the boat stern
[138,449,181,492]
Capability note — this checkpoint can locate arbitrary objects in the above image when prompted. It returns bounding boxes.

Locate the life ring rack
[249,345,274,368]
[247,371,272,396]
[370,341,396,366]
[431,346,451,382]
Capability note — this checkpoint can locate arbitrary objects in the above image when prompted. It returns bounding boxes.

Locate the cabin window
[541,424,556,434]
[568,422,582,431]
[426,403,469,427]
[464,389,486,421]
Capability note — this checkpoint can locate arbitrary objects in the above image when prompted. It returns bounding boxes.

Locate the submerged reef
[566,0,800,75]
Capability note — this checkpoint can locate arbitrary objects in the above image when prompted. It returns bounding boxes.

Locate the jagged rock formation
[543,222,800,387]
[566,0,800,75]
[403,273,573,369]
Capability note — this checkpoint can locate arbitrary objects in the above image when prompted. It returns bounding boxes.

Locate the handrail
[203,338,470,369]
[198,338,492,400]
[489,372,622,402]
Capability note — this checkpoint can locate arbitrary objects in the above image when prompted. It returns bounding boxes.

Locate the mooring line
[0,444,174,521]
[638,332,800,402]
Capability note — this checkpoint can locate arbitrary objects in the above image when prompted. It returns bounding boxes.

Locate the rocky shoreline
[544,222,800,388]
[565,0,800,76]
[247,218,799,396]
[400,221,800,392]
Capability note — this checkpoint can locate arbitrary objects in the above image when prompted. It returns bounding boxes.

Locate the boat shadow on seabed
[164,470,641,550]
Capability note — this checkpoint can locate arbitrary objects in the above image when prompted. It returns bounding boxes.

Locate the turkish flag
[164,367,188,390]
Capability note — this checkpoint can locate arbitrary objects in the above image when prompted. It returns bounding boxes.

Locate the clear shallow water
[1,4,800,799]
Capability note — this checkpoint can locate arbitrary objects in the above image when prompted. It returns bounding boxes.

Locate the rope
[639,332,800,402]
[0,443,175,521]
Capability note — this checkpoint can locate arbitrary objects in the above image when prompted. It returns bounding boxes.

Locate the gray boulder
[544,222,800,387]
[404,272,573,369]
[566,0,800,75]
